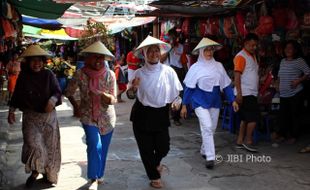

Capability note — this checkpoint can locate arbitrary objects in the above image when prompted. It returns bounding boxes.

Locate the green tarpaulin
[9,0,73,19]
[22,25,41,35]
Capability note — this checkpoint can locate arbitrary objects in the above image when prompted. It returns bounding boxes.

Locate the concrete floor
[2,97,310,190]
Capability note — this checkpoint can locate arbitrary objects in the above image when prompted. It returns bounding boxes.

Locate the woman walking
[65,41,117,190]
[180,38,239,169]
[129,36,183,188]
[8,45,62,187]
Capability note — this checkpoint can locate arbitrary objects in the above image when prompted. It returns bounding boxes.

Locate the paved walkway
[1,97,310,190]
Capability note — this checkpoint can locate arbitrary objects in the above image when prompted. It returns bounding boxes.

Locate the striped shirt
[278,58,310,97]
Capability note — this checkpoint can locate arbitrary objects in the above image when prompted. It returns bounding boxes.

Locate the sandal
[97,177,104,185]
[25,171,39,188]
[157,164,169,176]
[88,179,98,190]
[299,145,310,153]
[150,179,163,189]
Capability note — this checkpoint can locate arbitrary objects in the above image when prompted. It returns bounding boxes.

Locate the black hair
[284,40,303,59]
[244,33,259,42]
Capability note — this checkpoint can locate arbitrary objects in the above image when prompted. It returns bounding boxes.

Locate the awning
[148,0,263,16]
[9,0,73,19]
[93,16,156,34]
[22,15,62,30]
[23,25,78,41]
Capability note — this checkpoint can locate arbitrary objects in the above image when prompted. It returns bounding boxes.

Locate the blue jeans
[82,124,113,179]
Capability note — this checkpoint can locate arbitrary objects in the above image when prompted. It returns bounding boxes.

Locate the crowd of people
[5,30,310,189]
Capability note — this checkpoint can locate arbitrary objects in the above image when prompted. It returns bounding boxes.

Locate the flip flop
[299,146,310,153]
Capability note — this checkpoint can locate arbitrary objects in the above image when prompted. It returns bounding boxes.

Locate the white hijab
[130,46,183,108]
[184,48,231,92]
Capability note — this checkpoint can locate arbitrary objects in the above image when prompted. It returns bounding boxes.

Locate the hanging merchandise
[286,10,299,30]
[160,20,175,41]
[235,11,248,37]
[194,21,201,37]
[199,19,207,37]
[181,18,190,37]
[304,12,310,26]
[286,29,300,40]
[205,17,220,36]
[223,16,237,39]
[1,18,16,38]
[255,16,274,36]
[245,6,258,32]
[215,38,231,64]
[272,7,288,29]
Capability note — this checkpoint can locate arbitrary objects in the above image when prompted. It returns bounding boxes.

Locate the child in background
[114,54,128,102]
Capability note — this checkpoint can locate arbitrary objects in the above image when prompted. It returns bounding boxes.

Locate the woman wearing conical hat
[65,41,117,190]
[128,36,183,188]
[8,45,62,187]
[180,38,239,169]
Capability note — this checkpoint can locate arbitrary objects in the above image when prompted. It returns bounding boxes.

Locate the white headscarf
[184,48,231,92]
[130,45,183,108]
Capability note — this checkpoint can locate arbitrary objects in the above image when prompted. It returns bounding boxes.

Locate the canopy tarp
[22,25,41,35]
[93,16,156,34]
[149,0,263,16]
[9,0,73,19]
[23,25,78,40]
[22,15,63,30]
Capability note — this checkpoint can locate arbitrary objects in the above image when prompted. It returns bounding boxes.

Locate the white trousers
[194,107,220,161]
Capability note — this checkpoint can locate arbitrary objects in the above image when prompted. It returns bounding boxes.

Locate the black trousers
[279,91,304,139]
[133,124,170,180]
[171,65,185,122]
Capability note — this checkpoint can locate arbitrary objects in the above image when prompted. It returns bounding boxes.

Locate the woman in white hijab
[128,36,183,188]
[180,38,239,169]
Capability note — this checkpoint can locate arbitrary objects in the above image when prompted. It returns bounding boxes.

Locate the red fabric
[255,16,274,36]
[206,17,220,35]
[286,10,298,30]
[236,12,248,37]
[304,12,310,26]
[126,51,140,70]
[272,8,288,28]
[259,71,273,96]
[1,18,15,38]
[65,27,85,38]
[223,16,236,39]
[182,18,190,37]
[199,19,207,37]
[117,83,127,91]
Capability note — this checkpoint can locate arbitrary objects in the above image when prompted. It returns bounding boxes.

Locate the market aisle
[3,97,310,190]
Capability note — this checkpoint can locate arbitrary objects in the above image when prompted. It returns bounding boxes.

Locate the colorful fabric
[82,67,107,122]
[65,69,117,135]
[22,110,61,184]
